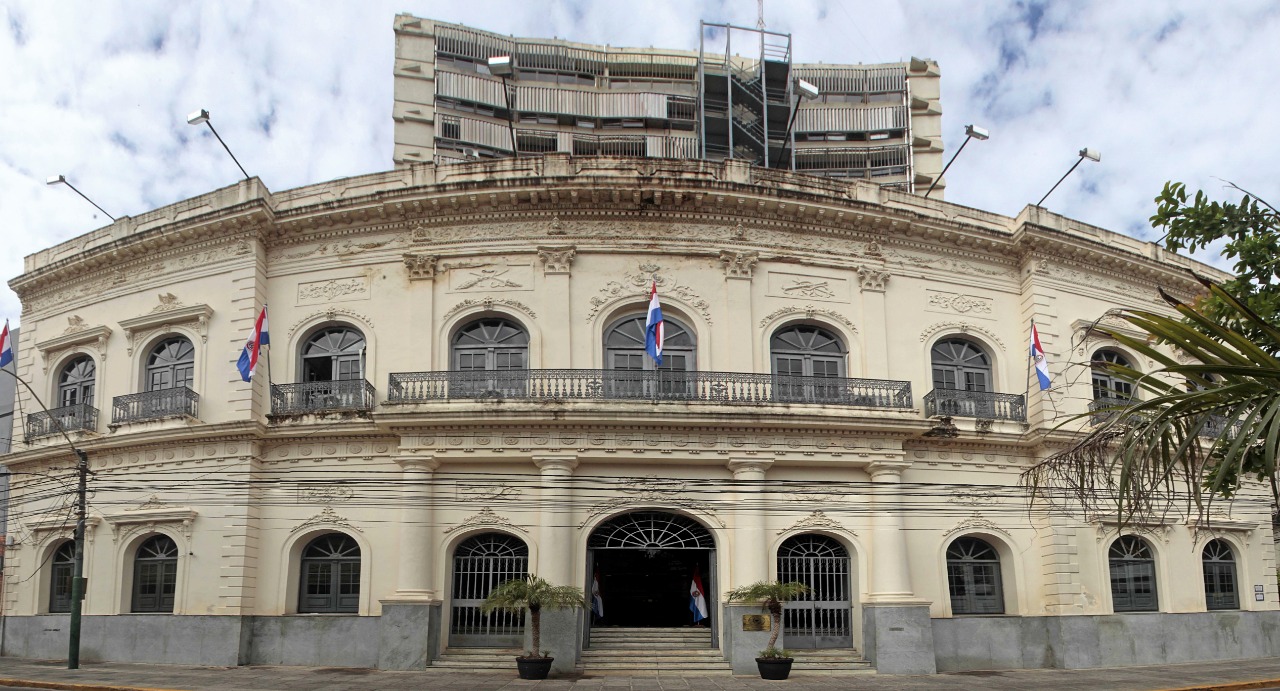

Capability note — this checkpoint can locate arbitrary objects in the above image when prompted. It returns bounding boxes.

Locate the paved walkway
[2,657,1280,691]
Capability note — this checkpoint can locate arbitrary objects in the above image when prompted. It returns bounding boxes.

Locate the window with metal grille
[1091,350,1134,401]
[777,534,852,648]
[49,541,75,613]
[58,356,96,407]
[588,511,714,550]
[1203,539,1239,610]
[298,533,361,613]
[1109,535,1158,612]
[931,339,991,392]
[946,537,1004,615]
[131,535,178,613]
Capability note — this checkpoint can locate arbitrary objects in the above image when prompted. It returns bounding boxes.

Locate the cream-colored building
[1,15,1276,678]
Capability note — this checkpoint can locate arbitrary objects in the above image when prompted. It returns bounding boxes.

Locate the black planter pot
[756,656,794,680]
[516,656,554,680]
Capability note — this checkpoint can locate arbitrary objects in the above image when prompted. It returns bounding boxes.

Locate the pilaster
[719,250,757,372]
[727,456,773,587]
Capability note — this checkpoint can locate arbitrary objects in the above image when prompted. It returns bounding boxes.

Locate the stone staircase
[580,627,732,675]
[789,648,875,675]
[431,647,523,672]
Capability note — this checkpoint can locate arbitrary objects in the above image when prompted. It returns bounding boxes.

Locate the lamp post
[1037,147,1101,207]
[45,175,115,221]
[487,56,519,157]
[773,77,820,169]
[187,109,251,180]
[923,124,989,199]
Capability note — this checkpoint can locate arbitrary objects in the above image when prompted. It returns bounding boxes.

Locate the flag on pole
[644,281,664,366]
[0,320,12,368]
[591,572,604,619]
[236,306,270,382]
[689,566,708,624]
[1030,321,1051,391]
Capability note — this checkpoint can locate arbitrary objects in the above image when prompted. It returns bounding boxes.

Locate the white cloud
[2,0,1275,324]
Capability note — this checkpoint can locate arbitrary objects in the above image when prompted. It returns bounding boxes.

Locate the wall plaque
[742,614,771,631]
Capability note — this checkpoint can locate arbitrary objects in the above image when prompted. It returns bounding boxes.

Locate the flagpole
[264,304,272,386]
[1026,320,1034,404]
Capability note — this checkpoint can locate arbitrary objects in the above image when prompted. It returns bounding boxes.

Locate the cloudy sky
[2,1,1277,324]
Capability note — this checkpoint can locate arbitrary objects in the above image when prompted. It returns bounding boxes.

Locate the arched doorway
[586,511,716,646]
[449,532,529,647]
[777,534,852,649]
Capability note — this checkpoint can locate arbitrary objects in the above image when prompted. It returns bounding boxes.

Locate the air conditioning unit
[462,148,479,159]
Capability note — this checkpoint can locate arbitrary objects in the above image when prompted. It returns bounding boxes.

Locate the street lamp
[1037,147,1101,207]
[923,124,989,199]
[187,108,251,180]
[46,175,116,221]
[773,78,820,169]
[487,56,519,157]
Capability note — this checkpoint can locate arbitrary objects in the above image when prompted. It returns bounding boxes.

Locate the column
[532,454,579,673]
[378,453,441,671]
[724,456,774,674]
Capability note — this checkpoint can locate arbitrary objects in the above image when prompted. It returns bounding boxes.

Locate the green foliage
[726,580,810,653]
[481,575,584,660]
[758,647,792,659]
[1152,181,1280,347]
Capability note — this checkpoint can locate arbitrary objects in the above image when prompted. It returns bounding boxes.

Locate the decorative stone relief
[718,250,758,279]
[585,264,713,324]
[104,504,198,543]
[297,276,370,305]
[64,316,89,335]
[857,267,891,292]
[537,246,577,274]
[948,489,1000,506]
[757,305,857,332]
[454,268,523,290]
[292,506,362,534]
[275,234,408,262]
[441,297,537,322]
[36,324,112,373]
[548,216,565,235]
[295,482,355,504]
[119,303,214,354]
[767,271,849,303]
[286,308,374,344]
[918,320,1007,351]
[457,483,523,501]
[443,507,517,534]
[150,293,184,313]
[776,510,849,535]
[578,497,723,528]
[883,248,1013,279]
[402,253,438,280]
[947,512,1014,541]
[926,290,993,316]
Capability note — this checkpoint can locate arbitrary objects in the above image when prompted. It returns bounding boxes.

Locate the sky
[2,0,1277,324]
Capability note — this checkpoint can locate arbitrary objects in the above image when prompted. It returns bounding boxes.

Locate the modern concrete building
[1,14,1275,678]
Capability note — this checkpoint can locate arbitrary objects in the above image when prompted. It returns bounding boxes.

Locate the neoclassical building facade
[2,155,1276,675]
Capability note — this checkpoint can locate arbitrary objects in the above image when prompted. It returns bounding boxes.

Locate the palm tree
[1024,277,1280,524]
[725,580,810,657]
[480,575,585,658]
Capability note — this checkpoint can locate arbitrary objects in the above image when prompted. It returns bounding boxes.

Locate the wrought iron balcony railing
[1088,395,1132,426]
[112,387,199,425]
[387,369,913,409]
[270,380,377,416]
[924,388,1026,422]
[25,403,99,442]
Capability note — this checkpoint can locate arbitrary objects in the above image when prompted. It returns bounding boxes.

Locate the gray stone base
[527,608,580,676]
[863,603,937,675]
[721,603,778,675]
[932,611,1280,672]
[378,601,441,670]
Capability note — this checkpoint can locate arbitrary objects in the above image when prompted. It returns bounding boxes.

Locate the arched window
[946,537,1004,614]
[58,356,95,407]
[299,533,361,613]
[48,541,75,613]
[930,339,991,392]
[301,327,366,381]
[451,319,530,397]
[1091,350,1133,402]
[604,315,695,372]
[1109,535,1157,612]
[771,324,847,402]
[451,533,529,646]
[1203,539,1239,610]
[132,535,178,613]
[777,534,852,648]
[146,337,195,391]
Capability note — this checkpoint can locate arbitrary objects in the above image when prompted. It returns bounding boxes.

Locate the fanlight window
[1109,535,1157,612]
[131,535,179,613]
[299,533,361,613]
[147,337,195,391]
[930,339,991,392]
[605,315,695,372]
[49,541,75,613]
[302,327,366,381]
[58,356,96,407]
[1203,539,1239,610]
[771,325,846,378]
[588,511,714,550]
[1091,350,1134,401]
[946,537,1004,615]
[453,319,529,371]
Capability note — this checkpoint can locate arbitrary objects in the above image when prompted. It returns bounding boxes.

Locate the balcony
[924,388,1026,422]
[1088,395,1132,426]
[387,369,913,409]
[270,380,377,416]
[25,403,99,442]
[112,387,200,425]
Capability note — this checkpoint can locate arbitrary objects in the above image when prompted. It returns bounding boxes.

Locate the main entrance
[586,511,716,647]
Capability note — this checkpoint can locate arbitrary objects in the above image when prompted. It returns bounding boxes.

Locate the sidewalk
[2,657,1280,691]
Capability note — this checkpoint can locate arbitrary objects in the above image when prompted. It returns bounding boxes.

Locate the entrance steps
[790,648,875,675]
[431,647,523,672]
[582,627,731,674]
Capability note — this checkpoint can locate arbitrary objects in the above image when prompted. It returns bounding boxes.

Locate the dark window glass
[146,337,195,391]
[946,537,1004,614]
[299,533,361,613]
[131,535,178,613]
[1203,539,1239,610]
[58,356,96,407]
[930,340,991,392]
[301,327,366,382]
[1109,535,1158,612]
[49,541,76,613]
[1091,350,1134,401]
[603,314,696,399]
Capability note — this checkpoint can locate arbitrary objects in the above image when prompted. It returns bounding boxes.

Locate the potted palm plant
[480,574,585,680]
[726,580,811,680]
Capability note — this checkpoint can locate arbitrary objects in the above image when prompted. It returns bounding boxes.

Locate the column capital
[534,454,579,474]
[396,455,439,472]
[727,457,774,476]
[867,460,911,482]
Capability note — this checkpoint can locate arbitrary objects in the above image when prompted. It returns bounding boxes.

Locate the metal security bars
[924,389,1026,422]
[111,387,199,425]
[450,534,529,647]
[778,535,852,649]
[388,369,912,408]
[270,380,376,416]
[1087,396,1131,426]
[25,403,98,442]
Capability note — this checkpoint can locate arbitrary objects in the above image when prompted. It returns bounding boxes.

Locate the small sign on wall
[742,614,771,631]
[1255,585,1265,602]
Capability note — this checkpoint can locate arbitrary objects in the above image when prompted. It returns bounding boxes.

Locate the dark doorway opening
[592,548,711,628]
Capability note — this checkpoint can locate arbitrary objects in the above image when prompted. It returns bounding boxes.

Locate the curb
[0,678,185,691]
[1157,679,1280,691]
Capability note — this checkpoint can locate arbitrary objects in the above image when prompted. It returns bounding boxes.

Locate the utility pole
[68,449,88,669]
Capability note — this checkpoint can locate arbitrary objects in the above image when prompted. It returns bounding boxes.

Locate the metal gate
[450,533,529,647]
[778,534,852,649]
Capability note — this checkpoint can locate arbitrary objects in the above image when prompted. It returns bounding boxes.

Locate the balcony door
[603,315,695,399]
[771,325,846,403]
[58,356,96,407]
[451,318,529,397]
